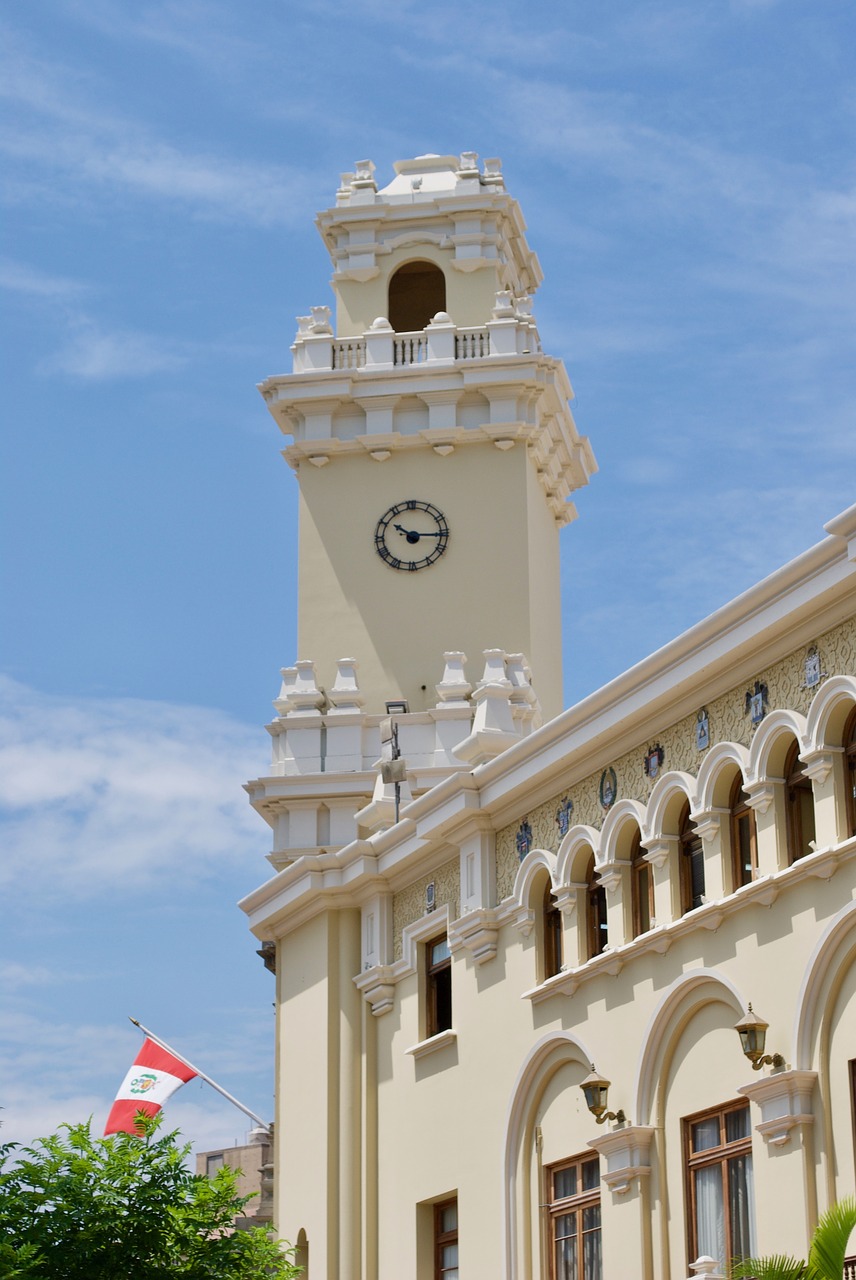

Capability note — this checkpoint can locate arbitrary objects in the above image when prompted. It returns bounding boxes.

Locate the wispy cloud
[0,678,267,899]
[39,316,190,380]
[0,36,311,225]
[0,259,86,299]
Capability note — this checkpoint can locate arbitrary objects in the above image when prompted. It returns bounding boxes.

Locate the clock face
[374,500,449,571]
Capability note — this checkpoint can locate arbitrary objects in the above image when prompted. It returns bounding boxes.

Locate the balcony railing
[844,1257,856,1279]
[298,314,545,377]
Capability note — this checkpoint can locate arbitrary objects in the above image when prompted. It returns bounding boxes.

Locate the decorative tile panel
[393,858,459,961]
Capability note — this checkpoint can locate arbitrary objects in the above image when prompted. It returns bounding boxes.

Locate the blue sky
[1,0,854,1156]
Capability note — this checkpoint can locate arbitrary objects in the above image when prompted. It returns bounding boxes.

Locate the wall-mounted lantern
[580,1064,626,1125]
[734,1004,785,1071]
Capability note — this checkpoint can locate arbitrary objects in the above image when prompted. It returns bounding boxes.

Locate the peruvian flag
[104,1037,197,1135]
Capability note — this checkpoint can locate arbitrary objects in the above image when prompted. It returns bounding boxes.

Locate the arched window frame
[585,855,608,959]
[630,831,654,938]
[679,803,705,914]
[844,705,856,840]
[784,741,816,863]
[542,879,563,980]
[730,775,758,889]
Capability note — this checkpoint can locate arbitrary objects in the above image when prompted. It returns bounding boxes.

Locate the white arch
[794,898,856,1070]
[556,824,600,885]
[695,741,751,812]
[599,799,647,865]
[805,674,856,752]
[748,708,809,781]
[633,969,746,1125]
[502,1031,593,1280]
[511,847,558,910]
[644,770,698,838]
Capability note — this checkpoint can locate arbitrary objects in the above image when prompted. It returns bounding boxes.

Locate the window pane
[728,1153,756,1262]
[691,1116,721,1152]
[556,1235,578,1280]
[555,1212,577,1241]
[581,1159,600,1191]
[735,812,753,883]
[440,1204,457,1233]
[694,1165,725,1269]
[440,1243,458,1267]
[582,1204,601,1231]
[554,1166,577,1200]
[724,1106,750,1143]
[431,938,450,965]
[636,863,651,934]
[582,1213,603,1280]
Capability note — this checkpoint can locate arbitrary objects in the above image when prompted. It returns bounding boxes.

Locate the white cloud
[0,258,86,299]
[39,317,189,380]
[0,677,268,899]
[0,36,311,226]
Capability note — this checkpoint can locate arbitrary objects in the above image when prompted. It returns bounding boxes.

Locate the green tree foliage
[0,1116,300,1279]
[730,1197,856,1280]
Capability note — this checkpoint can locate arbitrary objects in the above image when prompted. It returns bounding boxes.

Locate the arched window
[730,776,757,888]
[845,706,856,839]
[630,832,654,938]
[388,260,446,332]
[585,855,608,959]
[543,881,563,980]
[679,803,705,914]
[785,742,815,863]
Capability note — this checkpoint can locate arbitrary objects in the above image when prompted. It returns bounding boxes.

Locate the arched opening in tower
[388,260,446,332]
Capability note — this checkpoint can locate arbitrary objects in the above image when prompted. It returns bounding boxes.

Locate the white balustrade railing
[332,339,366,370]
[455,328,490,359]
[393,332,427,365]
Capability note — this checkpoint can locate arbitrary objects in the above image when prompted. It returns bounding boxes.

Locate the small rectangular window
[427,935,452,1038]
[206,1153,225,1177]
[434,1197,458,1280]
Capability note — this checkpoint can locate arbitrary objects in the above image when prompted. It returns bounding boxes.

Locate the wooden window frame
[546,1152,602,1280]
[730,775,758,889]
[785,741,816,863]
[585,856,608,960]
[683,1100,753,1270]
[434,1197,458,1280]
[630,831,654,937]
[679,803,705,914]
[543,880,563,980]
[426,934,452,1039]
[844,707,856,840]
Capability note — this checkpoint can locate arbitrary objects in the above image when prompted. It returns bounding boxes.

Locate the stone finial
[328,658,365,710]
[482,157,504,185]
[296,315,313,336]
[505,653,536,703]
[352,159,377,190]
[515,294,533,319]
[457,151,479,175]
[274,666,298,716]
[309,306,332,334]
[370,316,392,330]
[688,1260,723,1279]
[477,649,511,688]
[435,651,472,705]
[289,660,325,711]
[492,290,515,319]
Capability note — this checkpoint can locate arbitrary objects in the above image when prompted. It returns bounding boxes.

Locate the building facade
[240,154,856,1279]
[196,1127,274,1230]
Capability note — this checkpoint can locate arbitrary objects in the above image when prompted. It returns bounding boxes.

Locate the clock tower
[259,153,596,720]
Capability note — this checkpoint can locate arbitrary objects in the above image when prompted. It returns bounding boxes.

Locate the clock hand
[392,523,442,543]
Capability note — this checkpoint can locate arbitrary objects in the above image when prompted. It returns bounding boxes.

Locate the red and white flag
[104,1037,197,1135]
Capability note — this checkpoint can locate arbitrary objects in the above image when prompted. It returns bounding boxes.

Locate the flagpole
[129,1017,270,1134]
